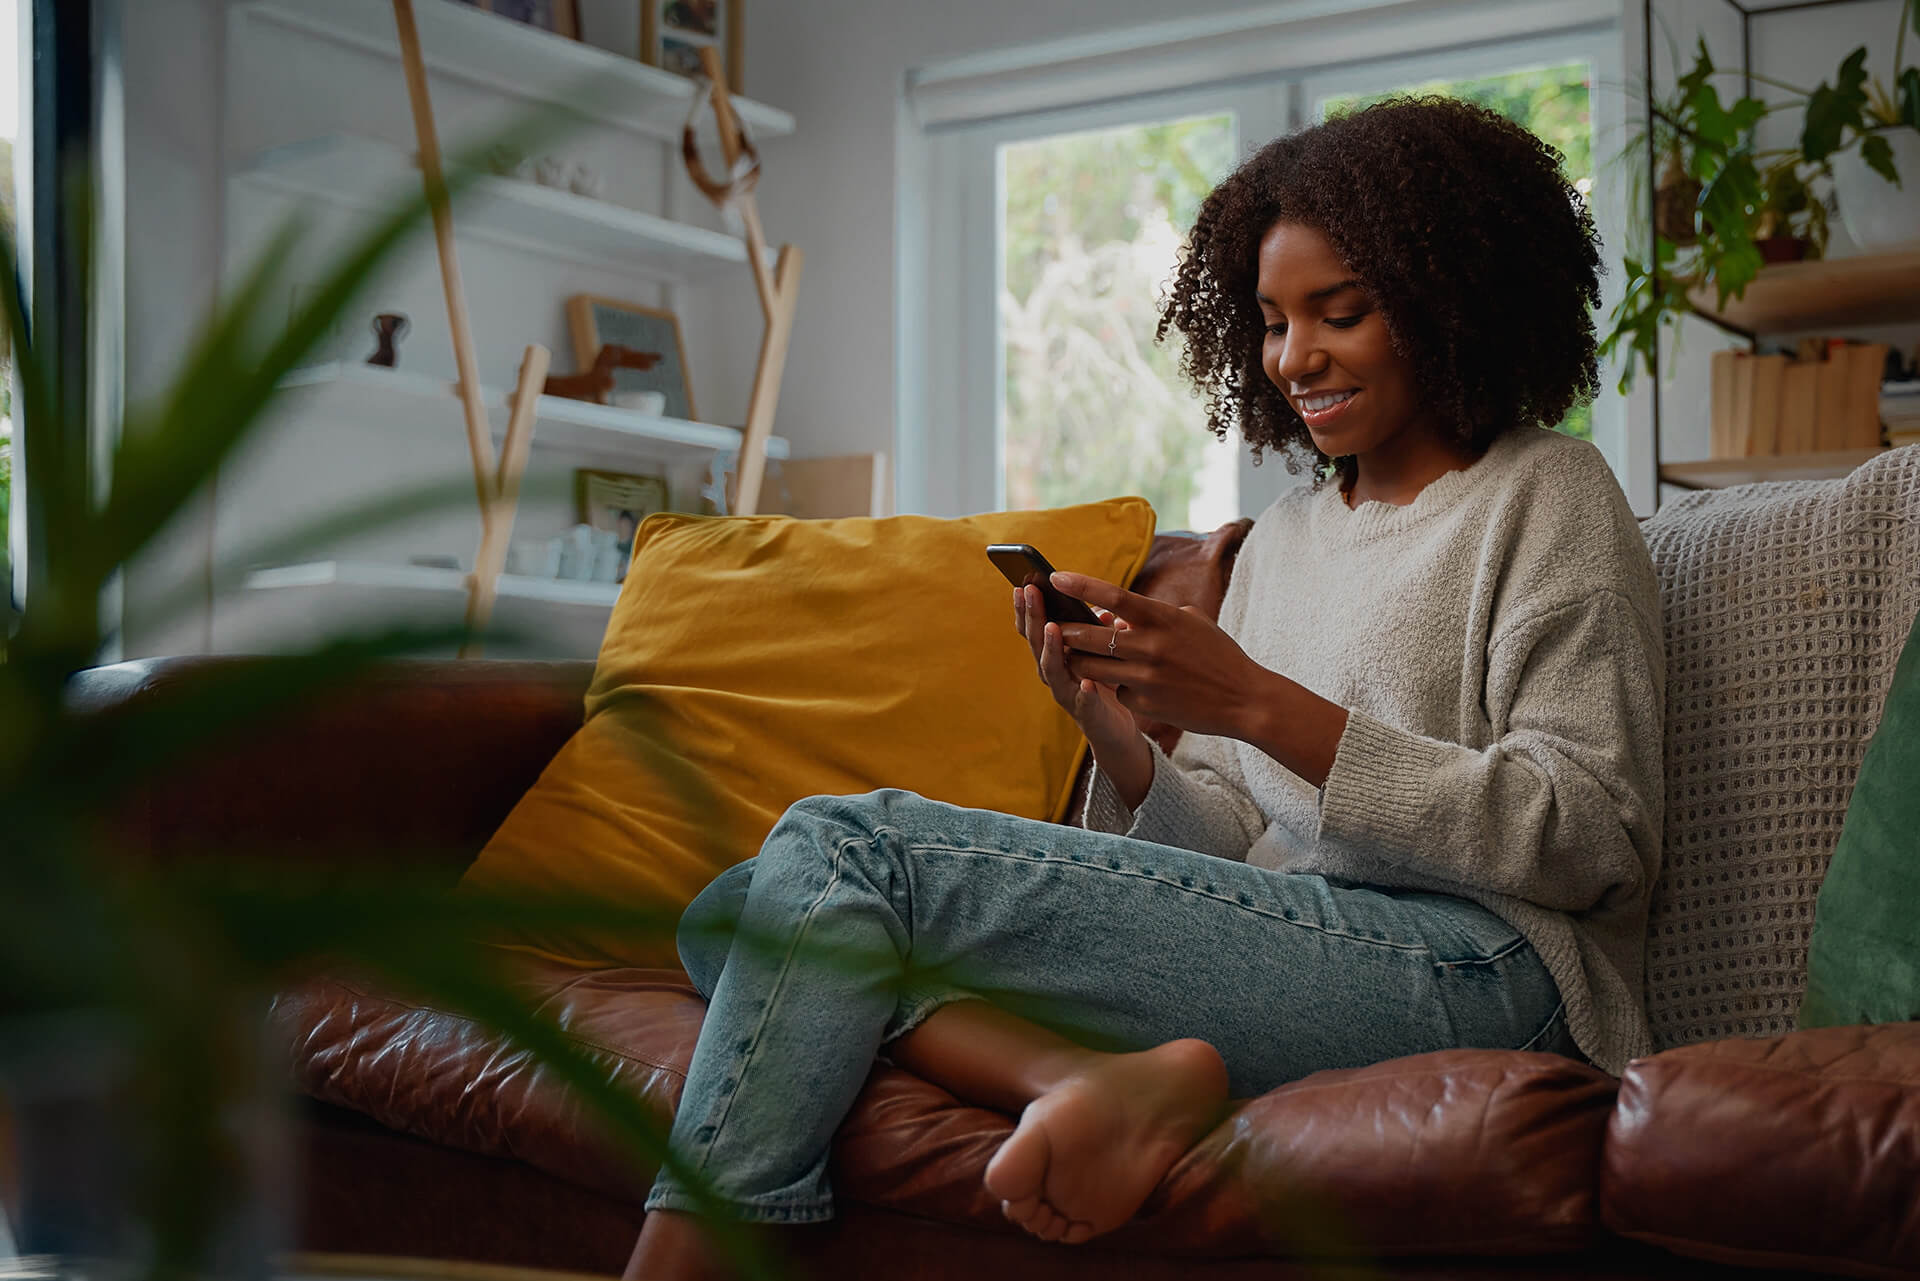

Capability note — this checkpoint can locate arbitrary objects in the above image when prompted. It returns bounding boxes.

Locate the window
[999,114,1237,531]
[904,9,1629,520]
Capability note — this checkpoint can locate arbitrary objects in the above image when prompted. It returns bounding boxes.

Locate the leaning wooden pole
[394,0,496,518]
[690,47,801,517]
[462,343,550,657]
[394,0,519,651]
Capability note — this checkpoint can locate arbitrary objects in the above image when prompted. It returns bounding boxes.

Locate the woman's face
[1255,220,1435,462]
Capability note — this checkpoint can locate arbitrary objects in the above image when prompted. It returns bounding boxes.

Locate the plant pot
[1832,125,1920,252]
[1655,154,1702,246]
[2,1011,291,1281]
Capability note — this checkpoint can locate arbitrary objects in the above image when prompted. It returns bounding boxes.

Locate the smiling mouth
[1295,389,1358,426]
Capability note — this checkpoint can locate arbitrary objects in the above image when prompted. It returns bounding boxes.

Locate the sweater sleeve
[1316,587,1664,913]
[1082,729,1267,860]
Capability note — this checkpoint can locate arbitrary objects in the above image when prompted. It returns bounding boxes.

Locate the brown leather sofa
[64,471,1920,1281]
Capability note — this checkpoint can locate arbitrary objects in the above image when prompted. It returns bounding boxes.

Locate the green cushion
[1799,605,1920,1028]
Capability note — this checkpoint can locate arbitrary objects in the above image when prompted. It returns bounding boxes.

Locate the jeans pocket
[1406,893,1529,969]
[1515,999,1572,1054]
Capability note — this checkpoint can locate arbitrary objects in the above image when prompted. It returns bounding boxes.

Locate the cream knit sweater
[1085,426,1666,1076]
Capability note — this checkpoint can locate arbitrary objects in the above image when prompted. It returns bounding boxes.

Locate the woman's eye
[1327,315,1366,329]
[1265,323,1287,337]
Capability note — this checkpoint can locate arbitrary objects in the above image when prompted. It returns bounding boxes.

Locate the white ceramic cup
[611,389,668,417]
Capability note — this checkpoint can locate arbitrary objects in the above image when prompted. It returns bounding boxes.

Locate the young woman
[627,96,1664,1277]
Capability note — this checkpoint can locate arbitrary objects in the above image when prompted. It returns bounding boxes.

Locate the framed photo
[576,469,671,581]
[568,294,697,422]
[459,0,579,38]
[641,0,742,94]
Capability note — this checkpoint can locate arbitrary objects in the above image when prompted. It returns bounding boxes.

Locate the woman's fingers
[1041,621,1070,689]
[1050,571,1165,623]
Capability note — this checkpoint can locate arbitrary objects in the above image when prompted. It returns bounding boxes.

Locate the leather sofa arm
[1601,1021,1920,1279]
[67,656,593,877]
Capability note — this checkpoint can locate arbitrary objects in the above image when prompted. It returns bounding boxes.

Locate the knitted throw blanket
[1639,445,1920,1050]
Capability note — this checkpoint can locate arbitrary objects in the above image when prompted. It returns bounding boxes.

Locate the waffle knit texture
[1638,445,1920,1048]
[1085,426,1666,1076]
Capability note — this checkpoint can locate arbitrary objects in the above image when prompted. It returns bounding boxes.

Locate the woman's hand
[1014,585,1140,754]
[1045,572,1268,743]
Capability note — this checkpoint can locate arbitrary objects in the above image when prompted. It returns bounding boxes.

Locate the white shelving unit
[245,560,620,608]
[273,362,791,463]
[235,135,749,279]
[234,0,796,142]
[217,0,801,657]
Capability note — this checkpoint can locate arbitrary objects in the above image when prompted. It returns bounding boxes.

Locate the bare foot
[981,1038,1229,1245]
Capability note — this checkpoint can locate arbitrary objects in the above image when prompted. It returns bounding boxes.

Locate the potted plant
[1602,39,1791,389]
[1603,4,1915,390]
[1754,153,1830,263]
[0,128,775,1281]
[1798,0,1920,251]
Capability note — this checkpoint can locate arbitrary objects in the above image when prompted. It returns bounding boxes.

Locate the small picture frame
[576,468,672,581]
[568,294,697,422]
[641,0,742,94]
[458,0,579,38]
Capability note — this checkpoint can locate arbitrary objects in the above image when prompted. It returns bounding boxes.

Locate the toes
[1061,1221,1096,1245]
[1033,1205,1068,1242]
[1000,1195,1043,1229]
[983,1112,1051,1205]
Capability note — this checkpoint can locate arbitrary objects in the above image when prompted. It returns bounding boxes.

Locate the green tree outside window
[1324,62,1597,442]
[1000,115,1236,526]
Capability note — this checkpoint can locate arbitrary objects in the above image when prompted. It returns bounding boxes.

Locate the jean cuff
[880,988,986,1046]
[643,1184,836,1225]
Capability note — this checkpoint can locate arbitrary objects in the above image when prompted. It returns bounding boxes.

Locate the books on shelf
[1885,379,1920,443]
[1709,341,1888,458]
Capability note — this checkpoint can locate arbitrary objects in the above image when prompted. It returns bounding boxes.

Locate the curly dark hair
[1158,95,1603,487]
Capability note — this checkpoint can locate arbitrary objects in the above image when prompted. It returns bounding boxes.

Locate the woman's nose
[1274,330,1326,384]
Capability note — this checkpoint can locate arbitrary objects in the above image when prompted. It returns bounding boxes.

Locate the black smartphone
[986,543,1103,627]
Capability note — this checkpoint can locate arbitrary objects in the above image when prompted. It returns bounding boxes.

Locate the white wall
[120,0,226,658]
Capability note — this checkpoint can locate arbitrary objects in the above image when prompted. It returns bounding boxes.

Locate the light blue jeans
[643,788,1571,1223]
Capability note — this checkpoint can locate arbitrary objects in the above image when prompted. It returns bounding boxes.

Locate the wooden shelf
[236,0,795,143]
[1658,448,1887,490]
[235,136,747,279]
[1689,251,1920,334]
[244,560,620,608]
[274,363,789,463]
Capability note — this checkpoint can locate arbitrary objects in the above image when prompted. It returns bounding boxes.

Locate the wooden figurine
[543,343,663,405]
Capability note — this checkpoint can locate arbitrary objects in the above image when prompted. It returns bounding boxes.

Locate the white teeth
[1299,390,1356,413]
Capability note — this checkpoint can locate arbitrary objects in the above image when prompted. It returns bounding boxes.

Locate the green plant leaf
[1900,67,1920,129]
[1860,131,1902,186]
[1802,47,1871,161]
[1675,38,1715,101]
[1,73,799,1281]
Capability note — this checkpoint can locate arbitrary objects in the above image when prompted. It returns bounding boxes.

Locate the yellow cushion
[460,498,1157,969]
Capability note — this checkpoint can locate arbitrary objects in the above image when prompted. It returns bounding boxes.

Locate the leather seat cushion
[274,957,1619,1258]
[1601,1022,1920,1279]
